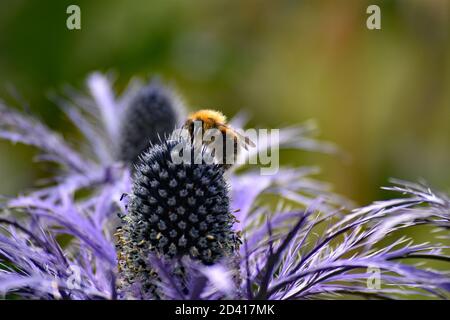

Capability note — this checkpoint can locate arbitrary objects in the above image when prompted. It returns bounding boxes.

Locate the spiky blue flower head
[116,136,240,297]
[116,80,185,165]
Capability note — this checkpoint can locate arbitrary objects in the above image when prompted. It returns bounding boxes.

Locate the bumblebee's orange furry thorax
[187,110,226,128]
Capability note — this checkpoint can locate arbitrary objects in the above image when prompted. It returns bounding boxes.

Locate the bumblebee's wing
[236,132,256,150]
[219,123,256,150]
[241,132,256,148]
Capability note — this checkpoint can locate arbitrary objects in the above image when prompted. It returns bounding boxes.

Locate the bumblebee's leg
[221,133,238,170]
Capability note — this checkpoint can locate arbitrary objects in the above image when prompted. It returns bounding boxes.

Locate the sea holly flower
[116,79,186,165]
[0,72,449,299]
[116,137,240,299]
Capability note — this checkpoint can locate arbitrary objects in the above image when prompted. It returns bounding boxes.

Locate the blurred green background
[0,0,448,206]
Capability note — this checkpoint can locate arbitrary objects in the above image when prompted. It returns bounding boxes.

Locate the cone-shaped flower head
[116,81,185,165]
[116,136,240,297]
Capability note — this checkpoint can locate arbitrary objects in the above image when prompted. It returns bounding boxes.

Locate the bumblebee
[184,109,255,168]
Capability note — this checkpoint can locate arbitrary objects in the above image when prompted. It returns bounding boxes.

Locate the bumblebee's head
[184,118,195,137]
